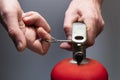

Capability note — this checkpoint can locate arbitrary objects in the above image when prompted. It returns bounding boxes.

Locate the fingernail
[17,42,23,51]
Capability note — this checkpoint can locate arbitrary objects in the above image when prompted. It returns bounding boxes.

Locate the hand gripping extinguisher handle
[51,22,108,80]
[72,22,87,65]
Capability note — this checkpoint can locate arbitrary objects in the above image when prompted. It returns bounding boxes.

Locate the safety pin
[45,36,72,43]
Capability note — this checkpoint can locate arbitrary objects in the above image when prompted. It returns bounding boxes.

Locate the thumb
[5,14,26,51]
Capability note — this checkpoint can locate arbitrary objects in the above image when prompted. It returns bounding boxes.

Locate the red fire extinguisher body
[51,58,108,80]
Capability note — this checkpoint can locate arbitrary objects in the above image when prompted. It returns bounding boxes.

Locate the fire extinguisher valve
[73,43,86,65]
[72,22,87,65]
[74,52,84,65]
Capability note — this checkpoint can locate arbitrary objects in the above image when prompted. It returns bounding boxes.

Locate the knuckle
[2,8,16,16]
[85,14,99,22]
[8,28,17,38]
[34,12,40,15]
[65,10,69,16]
[40,51,46,56]
[63,24,70,32]
[63,21,71,29]
[27,11,40,17]
[30,11,40,16]
[100,20,105,31]
[90,16,99,22]
[29,11,35,14]
[97,18,105,33]
[87,39,95,47]
[64,10,70,18]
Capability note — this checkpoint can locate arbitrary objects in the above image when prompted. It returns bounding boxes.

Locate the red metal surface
[51,58,108,80]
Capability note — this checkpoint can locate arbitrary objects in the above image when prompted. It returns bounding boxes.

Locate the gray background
[0,0,119,80]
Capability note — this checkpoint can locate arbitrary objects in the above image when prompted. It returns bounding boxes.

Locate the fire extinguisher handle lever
[72,22,87,65]
[72,22,87,44]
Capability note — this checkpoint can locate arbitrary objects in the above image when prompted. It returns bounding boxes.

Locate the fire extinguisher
[51,22,108,80]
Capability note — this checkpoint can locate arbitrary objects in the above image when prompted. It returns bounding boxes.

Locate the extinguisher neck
[73,43,86,65]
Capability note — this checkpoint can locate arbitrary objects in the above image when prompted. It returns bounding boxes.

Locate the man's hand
[0,0,26,51]
[0,0,51,55]
[60,0,104,50]
[22,11,51,55]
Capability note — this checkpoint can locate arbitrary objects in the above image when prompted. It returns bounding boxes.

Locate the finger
[64,12,79,39]
[22,12,33,18]
[24,27,40,53]
[96,15,104,36]
[37,27,51,55]
[84,18,97,47]
[61,12,76,50]
[61,11,81,50]
[60,42,73,51]
[22,11,51,33]
[5,14,26,51]
[27,39,50,55]
[26,27,51,55]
